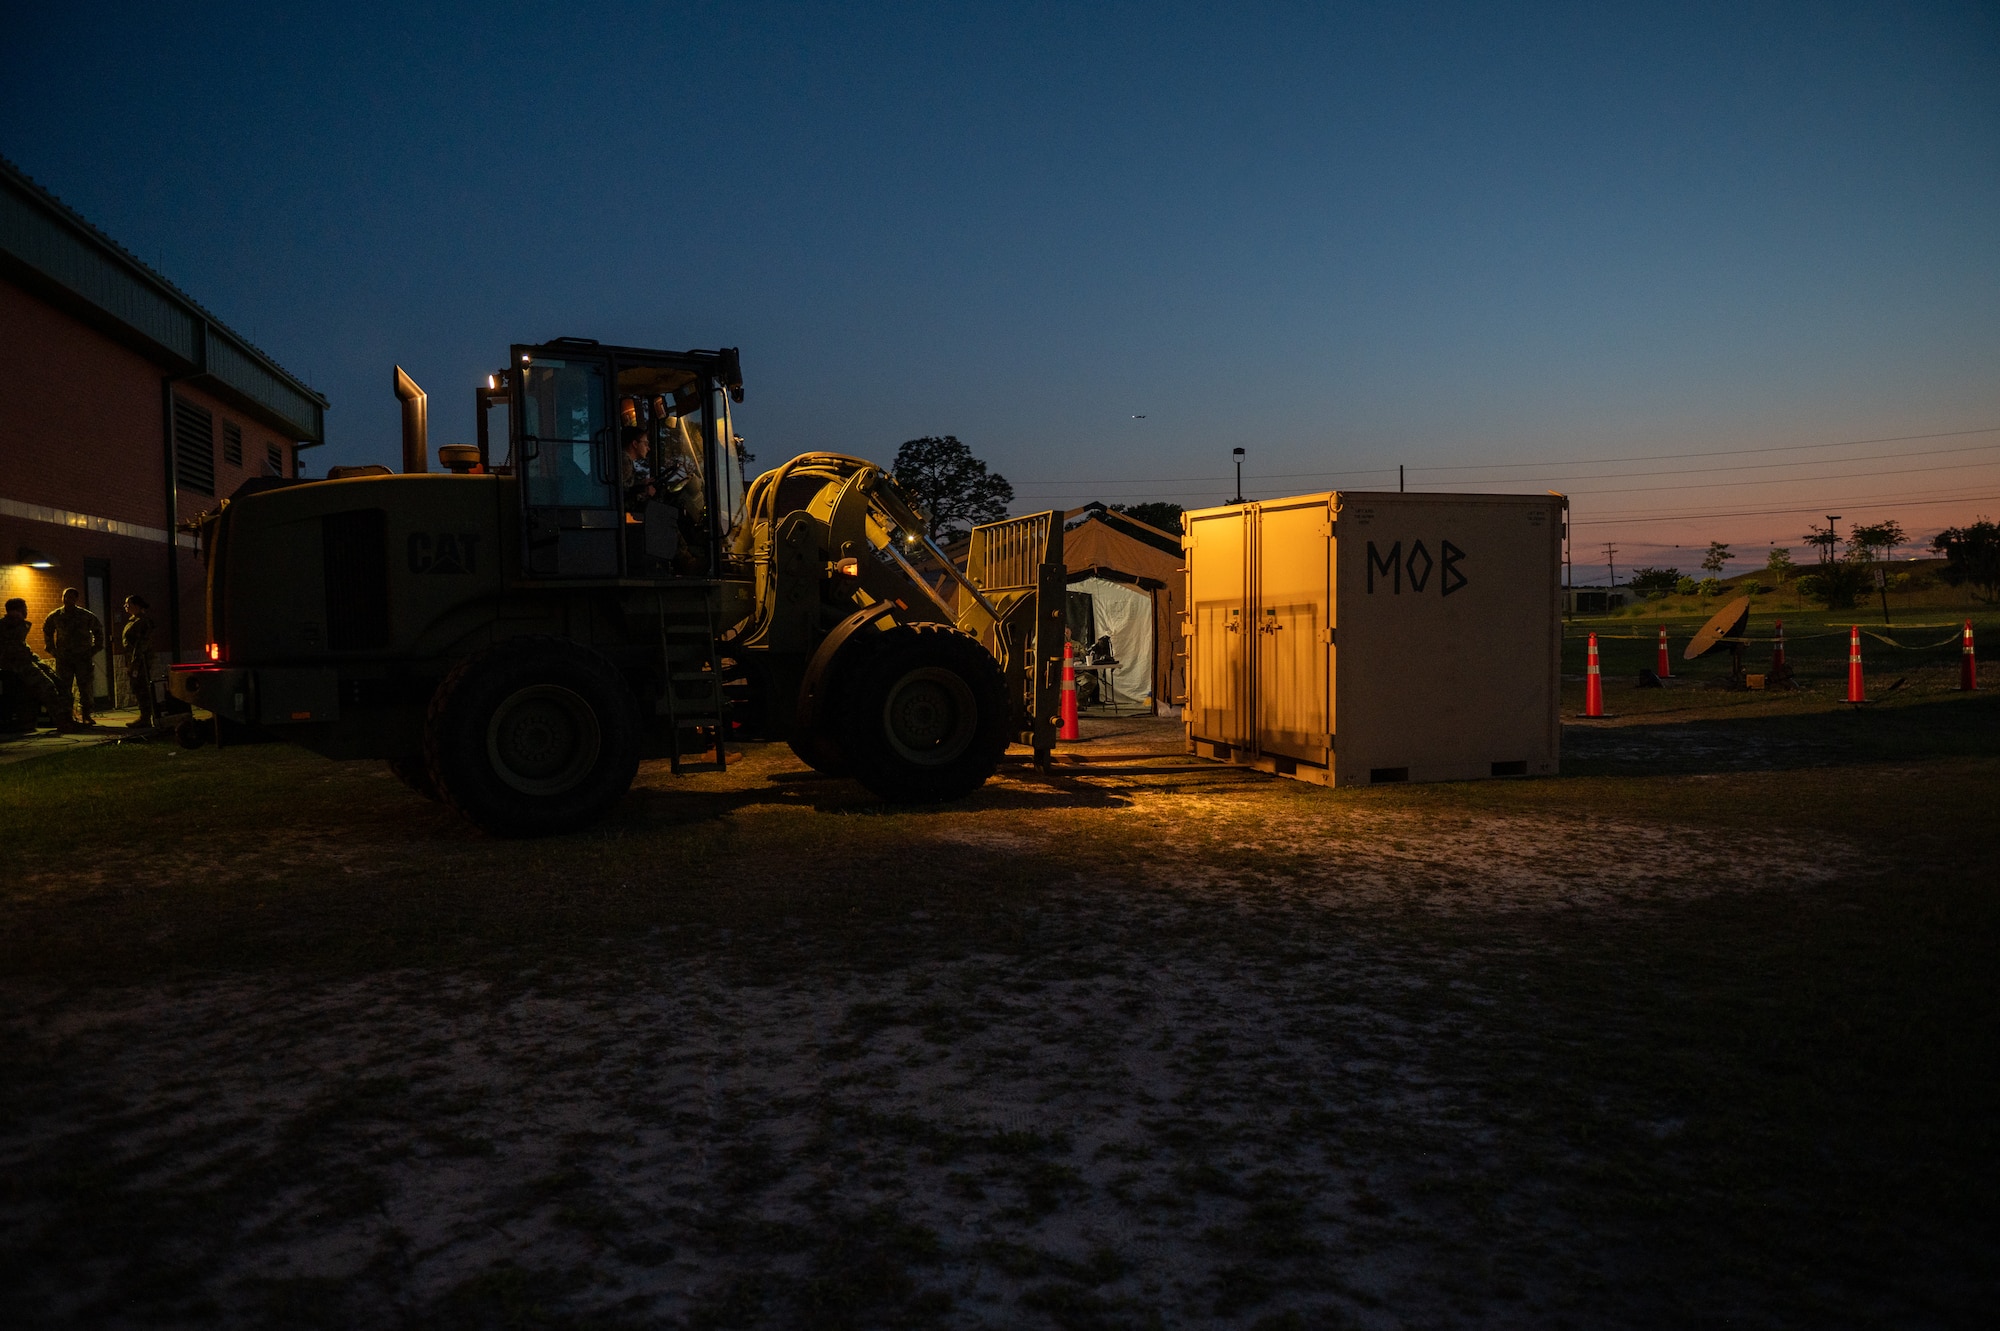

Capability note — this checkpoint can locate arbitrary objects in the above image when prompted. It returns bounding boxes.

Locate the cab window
[715,386,746,540]
[519,359,611,508]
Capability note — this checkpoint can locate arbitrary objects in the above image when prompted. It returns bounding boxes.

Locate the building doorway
[83,558,112,708]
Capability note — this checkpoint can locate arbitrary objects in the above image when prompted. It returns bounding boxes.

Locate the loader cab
[483,339,747,580]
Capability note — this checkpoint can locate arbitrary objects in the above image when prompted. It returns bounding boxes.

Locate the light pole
[1822,515,1842,566]
[1231,448,1245,505]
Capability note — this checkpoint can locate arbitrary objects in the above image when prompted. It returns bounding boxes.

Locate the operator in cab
[618,398,655,510]
[650,394,712,574]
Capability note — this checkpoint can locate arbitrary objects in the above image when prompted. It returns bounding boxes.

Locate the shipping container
[1184,491,1564,786]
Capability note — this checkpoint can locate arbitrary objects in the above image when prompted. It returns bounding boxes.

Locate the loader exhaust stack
[394,365,429,473]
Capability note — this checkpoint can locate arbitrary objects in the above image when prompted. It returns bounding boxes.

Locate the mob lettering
[1365,539,1467,596]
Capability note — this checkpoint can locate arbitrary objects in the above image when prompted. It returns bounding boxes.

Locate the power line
[1008,441,2000,499]
[1400,441,1999,489]
[1554,457,2000,500]
[1010,467,1384,490]
[1402,425,2000,474]
[1012,466,2000,507]
[1004,425,2000,487]
[1567,489,2000,528]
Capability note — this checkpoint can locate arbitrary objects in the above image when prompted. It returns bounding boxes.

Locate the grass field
[2,665,1997,1327]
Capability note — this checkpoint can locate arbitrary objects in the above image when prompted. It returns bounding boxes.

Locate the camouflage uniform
[43,604,105,725]
[0,615,65,728]
[122,610,157,727]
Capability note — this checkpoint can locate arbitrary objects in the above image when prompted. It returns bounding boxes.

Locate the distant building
[1563,586,1627,614]
[0,156,326,703]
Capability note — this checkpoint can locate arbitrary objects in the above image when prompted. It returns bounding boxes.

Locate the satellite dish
[1684,595,1751,661]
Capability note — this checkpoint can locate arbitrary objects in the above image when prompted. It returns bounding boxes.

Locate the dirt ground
[2,681,1996,1329]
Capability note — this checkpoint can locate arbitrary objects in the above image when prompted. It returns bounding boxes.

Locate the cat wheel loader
[168,338,1066,836]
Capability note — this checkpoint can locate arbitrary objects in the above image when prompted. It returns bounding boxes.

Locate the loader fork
[961,511,1066,770]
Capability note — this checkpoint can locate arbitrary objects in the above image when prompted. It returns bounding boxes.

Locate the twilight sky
[6,1,1998,578]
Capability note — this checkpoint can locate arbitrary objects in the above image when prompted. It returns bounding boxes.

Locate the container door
[1187,507,1250,748]
[1253,499,1331,762]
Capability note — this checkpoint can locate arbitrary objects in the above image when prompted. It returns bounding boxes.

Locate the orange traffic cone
[1962,620,1978,691]
[1058,639,1081,740]
[1845,625,1866,703]
[1585,632,1604,717]
[1656,626,1672,678]
[1768,619,1794,687]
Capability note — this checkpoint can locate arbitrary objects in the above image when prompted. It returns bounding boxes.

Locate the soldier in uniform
[1,597,75,733]
[121,594,157,729]
[620,425,656,510]
[43,587,105,727]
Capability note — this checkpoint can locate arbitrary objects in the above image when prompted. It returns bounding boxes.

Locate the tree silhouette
[1110,502,1185,534]
[1627,567,1680,596]
[890,436,1014,543]
[1848,520,1907,563]
[1931,521,2000,601]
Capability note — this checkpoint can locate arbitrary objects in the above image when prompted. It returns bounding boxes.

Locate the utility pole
[1231,448,1245,505]
[1602,542,1619,587]
[1399,464,1405,493]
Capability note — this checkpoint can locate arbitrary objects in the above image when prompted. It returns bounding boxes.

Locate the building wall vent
[173,397,215,495]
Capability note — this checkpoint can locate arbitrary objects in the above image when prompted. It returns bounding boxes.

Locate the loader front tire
[835,625,1010,803]
[387,754,441,802]
[426,639,641,837]
[786,726,848,776]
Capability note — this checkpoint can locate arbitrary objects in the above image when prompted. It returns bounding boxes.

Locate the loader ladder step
[657,590,729,776]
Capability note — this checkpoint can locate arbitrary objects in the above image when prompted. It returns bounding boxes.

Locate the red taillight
[206,642,222,661]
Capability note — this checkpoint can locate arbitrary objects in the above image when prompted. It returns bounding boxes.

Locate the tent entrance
[1067,572,1159,715]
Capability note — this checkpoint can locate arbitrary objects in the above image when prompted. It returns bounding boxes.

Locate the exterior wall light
[16,548,55,569]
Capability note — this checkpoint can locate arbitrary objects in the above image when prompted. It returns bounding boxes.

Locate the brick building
[1,156,326,707]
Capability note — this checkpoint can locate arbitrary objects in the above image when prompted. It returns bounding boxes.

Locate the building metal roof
[0,154,327,445]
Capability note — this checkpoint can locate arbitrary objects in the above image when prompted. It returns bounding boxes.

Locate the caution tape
[1566,627,1967,650]
[1858,630,1964,651]
[1566,630,1852,642]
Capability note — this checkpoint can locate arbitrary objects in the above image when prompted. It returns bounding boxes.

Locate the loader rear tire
[425,639,641,837]
[834,625,1010,803]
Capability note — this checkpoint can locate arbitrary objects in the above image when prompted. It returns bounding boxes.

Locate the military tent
[1059,506,1185,711]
